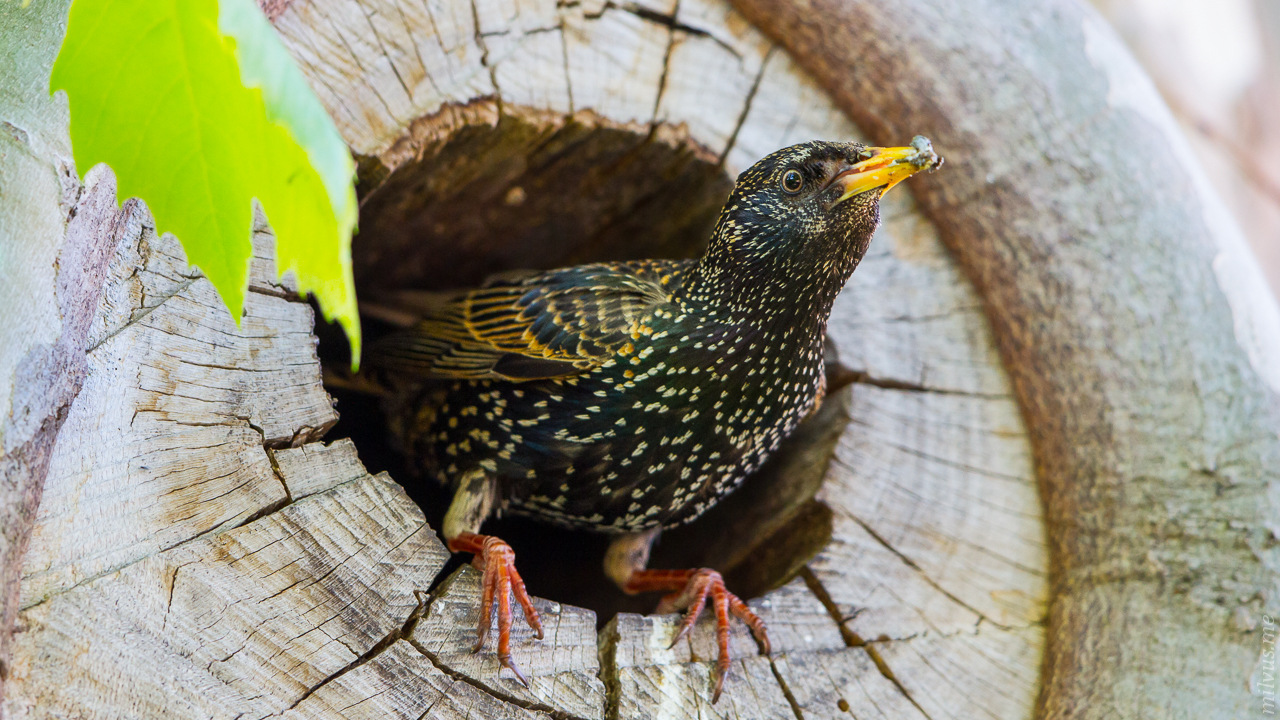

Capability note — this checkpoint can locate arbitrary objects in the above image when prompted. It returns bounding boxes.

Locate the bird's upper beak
[832,135,943,204]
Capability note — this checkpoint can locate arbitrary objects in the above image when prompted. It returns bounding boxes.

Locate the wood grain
[9,450,449,718]
[19,220,330,611]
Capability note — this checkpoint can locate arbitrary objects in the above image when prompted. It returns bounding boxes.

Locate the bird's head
[690,138,941,316]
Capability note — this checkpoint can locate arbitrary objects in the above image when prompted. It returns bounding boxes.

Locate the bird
[371,137,942,701]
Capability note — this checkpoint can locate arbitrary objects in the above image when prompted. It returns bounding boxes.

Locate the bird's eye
[780,169,804,194]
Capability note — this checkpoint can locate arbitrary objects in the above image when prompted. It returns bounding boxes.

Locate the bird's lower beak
[832,135,943,204]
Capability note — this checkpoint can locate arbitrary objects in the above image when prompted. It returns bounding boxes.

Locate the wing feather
[373,260,691,382]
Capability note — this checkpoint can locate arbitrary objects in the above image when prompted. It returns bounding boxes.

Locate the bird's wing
[373,261,690,382]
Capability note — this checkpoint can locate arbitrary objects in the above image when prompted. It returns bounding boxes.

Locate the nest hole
[318,104,841,623]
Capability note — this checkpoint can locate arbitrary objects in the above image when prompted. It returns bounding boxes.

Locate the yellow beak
[833,135,943,203]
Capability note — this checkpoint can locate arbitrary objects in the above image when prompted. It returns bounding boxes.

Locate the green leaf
[51,0,361,363]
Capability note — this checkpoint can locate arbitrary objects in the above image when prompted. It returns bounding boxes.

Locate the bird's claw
[498,649,531,689]
[448,532,543,687]
[629,567,770,703]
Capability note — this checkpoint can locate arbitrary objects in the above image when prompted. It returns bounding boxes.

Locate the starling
[374,137,942,700]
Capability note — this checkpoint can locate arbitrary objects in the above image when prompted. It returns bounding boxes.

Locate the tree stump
[2,0,1276,719]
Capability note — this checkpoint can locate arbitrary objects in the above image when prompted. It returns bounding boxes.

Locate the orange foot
[448,532,544,686]
[626,568,771,702]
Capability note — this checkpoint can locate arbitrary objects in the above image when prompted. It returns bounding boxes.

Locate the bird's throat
[677,247,855,339]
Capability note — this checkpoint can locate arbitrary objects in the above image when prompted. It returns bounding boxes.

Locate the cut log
[3,0,1270,718]
[5,0,1045,717]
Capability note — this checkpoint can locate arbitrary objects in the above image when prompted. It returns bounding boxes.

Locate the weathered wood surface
[9,0,1266,717]
[5,209,602,719]
[723,0,1280,717]
[1,0,1049,717]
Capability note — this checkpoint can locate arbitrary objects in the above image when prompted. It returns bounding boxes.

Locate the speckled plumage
[378,140,896,533]
[373,137,942,699]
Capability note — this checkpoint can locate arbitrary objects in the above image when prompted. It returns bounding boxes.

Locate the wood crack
[264,592,431,718]
[798,567,935,720]
[648,0,681,127]
[718,45,773,168]
[287,30,367,130]
[229,497,293,532]
[469,0,503,114]
[315,3,401,122]
[597,619,621,720]
[264,446,296,504]
[161,560,199,634]
[21,509,245,613]
[407,590,595,720]
[826,362,1011,400]
[87,276,198,353]
[821,507,1017,634]
[769,658,805,720]
[245,283,299,301]
[830,438,1025,485]
[617,2,741,59]
[557,13,575,113]
[390,0,431,81]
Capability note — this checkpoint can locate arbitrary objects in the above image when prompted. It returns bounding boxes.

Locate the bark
[0,0,89,708]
